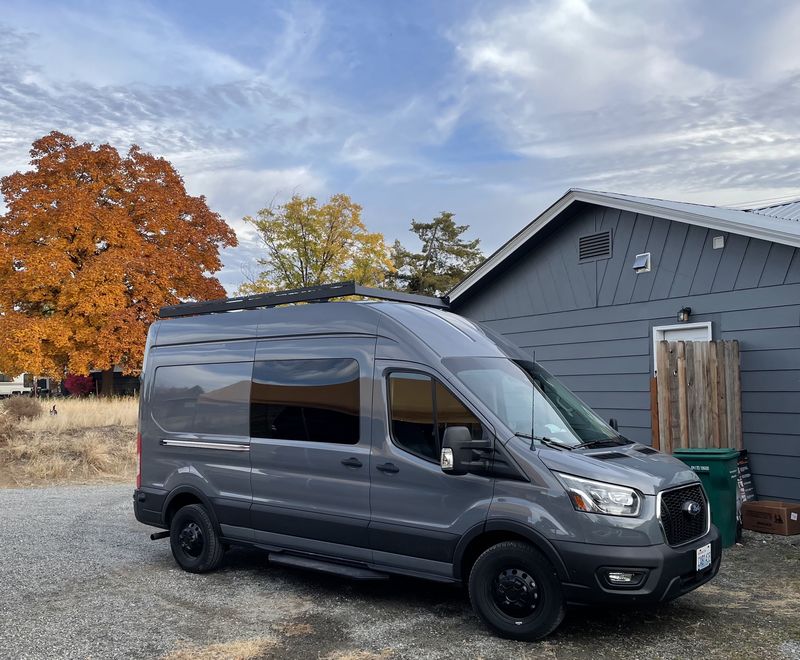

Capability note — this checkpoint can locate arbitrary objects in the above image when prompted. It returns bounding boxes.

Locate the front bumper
[554,525,722,605]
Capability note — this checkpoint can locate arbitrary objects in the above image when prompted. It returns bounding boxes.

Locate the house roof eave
[448,188,800,303]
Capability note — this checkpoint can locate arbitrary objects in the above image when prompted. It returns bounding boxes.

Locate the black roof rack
[159,281,450,318]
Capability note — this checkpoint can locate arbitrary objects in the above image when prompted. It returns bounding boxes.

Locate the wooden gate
[654,340,742,453]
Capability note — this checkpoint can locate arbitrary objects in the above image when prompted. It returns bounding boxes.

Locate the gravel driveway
[1,484,799,660]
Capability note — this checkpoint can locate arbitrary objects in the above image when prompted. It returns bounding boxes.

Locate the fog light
[603,569,646,587]
[607,571,636,584]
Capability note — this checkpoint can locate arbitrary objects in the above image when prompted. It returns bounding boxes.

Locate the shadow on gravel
[211,537,800,659]
[220,546,678,640]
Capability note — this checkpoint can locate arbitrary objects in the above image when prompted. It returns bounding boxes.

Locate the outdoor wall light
[677,307,692,323]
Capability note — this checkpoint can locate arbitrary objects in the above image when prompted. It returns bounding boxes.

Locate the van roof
[151,301,511,361]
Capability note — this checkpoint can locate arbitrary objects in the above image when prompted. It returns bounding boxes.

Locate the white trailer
[0,373,33,398]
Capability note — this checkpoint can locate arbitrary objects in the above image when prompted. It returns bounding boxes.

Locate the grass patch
[0,397,137,487]
[21,396,138,431]
[163,638,277,660]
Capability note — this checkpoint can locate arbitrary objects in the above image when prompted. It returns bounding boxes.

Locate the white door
[652,322,712,374]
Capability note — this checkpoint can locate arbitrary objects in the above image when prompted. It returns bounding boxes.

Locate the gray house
[450,189,800,503]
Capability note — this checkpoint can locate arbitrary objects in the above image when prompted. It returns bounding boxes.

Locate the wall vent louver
[579,231,612,261]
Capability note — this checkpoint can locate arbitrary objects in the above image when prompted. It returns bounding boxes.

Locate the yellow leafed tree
[238,193,393,294]
[0,132,237,392]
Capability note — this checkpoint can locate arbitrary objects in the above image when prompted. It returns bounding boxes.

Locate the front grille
[659,484,708,546]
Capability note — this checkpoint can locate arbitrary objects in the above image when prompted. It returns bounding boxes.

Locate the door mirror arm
[440,426,492,475]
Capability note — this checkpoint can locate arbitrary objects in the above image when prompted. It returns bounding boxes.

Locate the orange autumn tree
[0,132,237,394]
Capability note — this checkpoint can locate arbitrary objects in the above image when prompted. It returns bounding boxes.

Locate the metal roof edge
[448,189,800,303]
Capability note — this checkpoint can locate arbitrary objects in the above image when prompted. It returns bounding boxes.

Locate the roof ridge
[747,198,800,211]
[448,187,800,302]
[570,188,725,212]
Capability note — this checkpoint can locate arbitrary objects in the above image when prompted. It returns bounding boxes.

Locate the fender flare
[162,485,222,534]
[453,519,570,582]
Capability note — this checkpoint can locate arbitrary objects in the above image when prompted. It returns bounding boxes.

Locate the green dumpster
[673,447,739,548]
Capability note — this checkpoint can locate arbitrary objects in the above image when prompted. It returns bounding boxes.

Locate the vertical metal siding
[454,204,800,502]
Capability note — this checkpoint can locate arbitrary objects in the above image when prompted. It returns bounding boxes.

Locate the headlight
[555,472,641,517]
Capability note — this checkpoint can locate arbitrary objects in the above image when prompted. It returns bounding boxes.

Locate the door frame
[652,321,712,375]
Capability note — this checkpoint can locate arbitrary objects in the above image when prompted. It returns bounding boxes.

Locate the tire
[169,503,225,573]
[468,540,565,641]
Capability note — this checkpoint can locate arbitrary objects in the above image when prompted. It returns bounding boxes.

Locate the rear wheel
[169,503,225,573]
[468,541,565,641]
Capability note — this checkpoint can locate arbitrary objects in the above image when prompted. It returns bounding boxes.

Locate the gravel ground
[1,484,798,660]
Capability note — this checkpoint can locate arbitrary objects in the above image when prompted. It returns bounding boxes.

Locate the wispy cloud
[447,0,800,206]
[2,0,800,292]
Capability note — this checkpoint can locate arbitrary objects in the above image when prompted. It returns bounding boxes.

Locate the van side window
[151,363,251,436]
[388,372,484,462]
[435,380,484,441]
[388,373,437,460]
[251,358,360,444]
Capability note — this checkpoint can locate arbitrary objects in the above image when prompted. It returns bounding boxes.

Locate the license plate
[696,543,712,572]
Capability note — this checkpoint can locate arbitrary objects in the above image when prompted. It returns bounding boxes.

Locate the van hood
[537,443,699,495]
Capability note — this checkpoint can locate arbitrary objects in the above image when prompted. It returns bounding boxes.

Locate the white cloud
[186,165,326,231]
[445,0,800,210]
[3,4,254,88]
[455,0,715,113]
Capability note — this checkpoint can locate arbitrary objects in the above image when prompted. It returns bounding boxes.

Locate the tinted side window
[435,381,484,441]
[251,358,360,444]
[388,373,437,460]
[388,373,486,462]
[151,362,251,436]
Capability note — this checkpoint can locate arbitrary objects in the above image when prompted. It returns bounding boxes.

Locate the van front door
[368,364,495,579]
[249,338,374,561]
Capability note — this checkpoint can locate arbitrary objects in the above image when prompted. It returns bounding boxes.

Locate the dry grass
[20,396,138,432]
[3,396,44,420]
[0,397,138,487]
[323,652,393,660]
[163,638,277,660]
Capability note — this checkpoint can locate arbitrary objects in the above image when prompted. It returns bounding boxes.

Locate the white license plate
[696,543,712,572]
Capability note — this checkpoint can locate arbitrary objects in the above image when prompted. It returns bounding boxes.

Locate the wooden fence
[654,340,742,453]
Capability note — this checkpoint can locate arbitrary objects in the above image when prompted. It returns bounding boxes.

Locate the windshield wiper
[573,437,631,449]
[514,432,575,451]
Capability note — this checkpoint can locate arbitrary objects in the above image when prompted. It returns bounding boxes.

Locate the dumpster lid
[672,447,740,459]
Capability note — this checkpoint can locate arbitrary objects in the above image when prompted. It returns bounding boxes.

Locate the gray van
[134,283,721,641]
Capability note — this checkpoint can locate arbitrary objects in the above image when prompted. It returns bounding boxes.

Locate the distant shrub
[0,410,17,441]
[64,374,95,397]
[2,396,44,421]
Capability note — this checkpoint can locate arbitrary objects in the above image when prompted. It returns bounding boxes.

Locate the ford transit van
[134,283,721,641]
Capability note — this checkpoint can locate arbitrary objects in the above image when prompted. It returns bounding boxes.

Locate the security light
[632,252,651,274]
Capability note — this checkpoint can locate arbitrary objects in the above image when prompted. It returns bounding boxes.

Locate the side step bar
[267,553,389,581]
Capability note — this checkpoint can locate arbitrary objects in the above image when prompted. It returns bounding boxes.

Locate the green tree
[389,212,484,296]
[238,194,393,294]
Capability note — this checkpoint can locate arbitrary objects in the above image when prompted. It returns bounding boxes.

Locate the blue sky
[2,0,800,291]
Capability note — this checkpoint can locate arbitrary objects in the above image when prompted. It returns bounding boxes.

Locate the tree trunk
[100,368,115,398]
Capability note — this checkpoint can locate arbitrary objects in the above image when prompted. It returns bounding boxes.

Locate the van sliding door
[249,337,374,561]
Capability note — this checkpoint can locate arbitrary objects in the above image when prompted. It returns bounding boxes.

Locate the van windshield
[442,357,625,448]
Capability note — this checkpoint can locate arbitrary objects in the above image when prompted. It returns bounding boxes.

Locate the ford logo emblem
[683,501,702,516]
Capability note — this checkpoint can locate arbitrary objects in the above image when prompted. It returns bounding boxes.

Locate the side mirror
[441,426,491,475]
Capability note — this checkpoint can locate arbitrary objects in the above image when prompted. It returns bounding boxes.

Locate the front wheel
[169,503,225,573]
[468,541,565,641]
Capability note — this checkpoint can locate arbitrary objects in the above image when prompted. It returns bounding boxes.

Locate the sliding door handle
[341,457,363,468]
[376,462,399,474]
